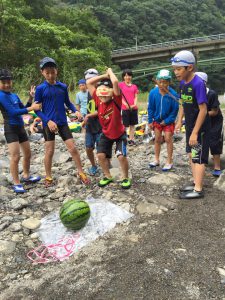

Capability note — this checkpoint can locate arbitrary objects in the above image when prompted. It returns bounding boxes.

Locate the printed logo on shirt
[188,87,193,93]
[99,107,113,120]
[181,93,193,104]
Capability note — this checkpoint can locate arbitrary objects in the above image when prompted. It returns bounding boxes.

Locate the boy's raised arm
[86,73,109,96]
[107,68,120,96]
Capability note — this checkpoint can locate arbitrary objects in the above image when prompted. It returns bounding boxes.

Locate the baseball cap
[0,69,13,80]
[39,57,57,69]
[78,79,86,85]
[84,68,99,80]
[195,72,208,83]
[156,69,172,80]
[171,50,196,66]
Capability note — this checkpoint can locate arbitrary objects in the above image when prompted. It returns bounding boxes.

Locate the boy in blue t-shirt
[75,79,88,118]
[0,69,41,193]
[172,50,210,199]
[35,57,90,186]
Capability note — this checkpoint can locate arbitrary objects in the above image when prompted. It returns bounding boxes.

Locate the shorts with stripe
[186,130,210,164]
[43,124,73,141]
[97,132,127,159]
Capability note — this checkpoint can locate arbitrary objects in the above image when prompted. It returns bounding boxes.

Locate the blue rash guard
[35,81,77,127]
[0,90,30,126]
[148,86,179,125]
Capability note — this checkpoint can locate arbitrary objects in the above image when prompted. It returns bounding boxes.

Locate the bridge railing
[112,33,225,55]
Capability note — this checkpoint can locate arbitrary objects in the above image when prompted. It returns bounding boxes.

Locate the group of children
[148,50,223,199]
[0,50,223,199]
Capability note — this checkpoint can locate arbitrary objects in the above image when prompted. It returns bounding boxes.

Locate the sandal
[98,177,113,187]
[162,164,173,171]
[21,175,41,183]
[78,172,90,185]
[13,184,26,193]
[149,161,160,168]
[44,177,54,188]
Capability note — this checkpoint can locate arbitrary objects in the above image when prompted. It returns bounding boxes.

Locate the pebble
[22,218,41,230]
[0,240,16,254]
[10,198,29,210]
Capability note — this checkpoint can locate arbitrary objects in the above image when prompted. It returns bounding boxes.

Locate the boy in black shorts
[35,57,90,186]
[87,68,131,189]
[0,69,41,193]
[195,72,223,177]
[172,51,210,199]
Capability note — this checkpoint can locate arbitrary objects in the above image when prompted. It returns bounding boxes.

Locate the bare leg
[117,155,129,179]
[97,153,111,178]
[64,138,83,173]
[154,128,162,163]
[20,141,31,178]
[86,147,97,167]
[164,131,173,165]
[8,142,20,185]
[213,154,221,170]
[191,161,205,191]
[44,140,55,178]
[129,125,135,141]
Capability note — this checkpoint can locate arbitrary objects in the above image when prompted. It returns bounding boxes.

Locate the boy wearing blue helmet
[172,50,210,199]
[148,69,179,171]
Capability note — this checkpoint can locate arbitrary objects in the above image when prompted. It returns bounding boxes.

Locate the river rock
[0,240,16,254]
[22,218,41,230]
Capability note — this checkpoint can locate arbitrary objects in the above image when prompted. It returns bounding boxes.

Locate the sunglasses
[170,57,194,64]
[97,81,113,88]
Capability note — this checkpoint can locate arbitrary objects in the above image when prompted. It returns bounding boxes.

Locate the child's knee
[97,153,106,161]
[11,153,20,163]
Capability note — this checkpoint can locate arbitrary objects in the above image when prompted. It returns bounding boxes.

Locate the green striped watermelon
[59,199,90,230]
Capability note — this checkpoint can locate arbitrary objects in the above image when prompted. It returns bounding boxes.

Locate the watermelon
[59,199,90,231]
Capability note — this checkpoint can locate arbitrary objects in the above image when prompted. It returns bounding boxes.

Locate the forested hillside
[0,0,111,90]
[1,0,225,92]
[65,0,225,48]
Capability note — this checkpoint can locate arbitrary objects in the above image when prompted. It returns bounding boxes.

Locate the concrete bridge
[112,33,225,65]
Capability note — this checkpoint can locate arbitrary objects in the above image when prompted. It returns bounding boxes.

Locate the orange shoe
[44,177,54,188]
[78,172,90,185]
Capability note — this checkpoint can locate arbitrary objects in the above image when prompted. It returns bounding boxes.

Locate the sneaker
[78,172,90,185]
[88,166,99,176]
[13,184,26,193]
[149,161,160,168]
[212,169,222,177]
[98,177,113,187]
[179,189,204,199]
[121,178,131,189]
[179,182,195,192]
[44,177,54,188]
[162,164,173,171]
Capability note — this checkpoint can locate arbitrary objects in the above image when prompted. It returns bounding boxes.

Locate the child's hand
[175,121,182,133]
[189,132,198,146]
[29,85,36,99]
[160,121,165,126]
[75,111,83,121]
[148,123,153,130]
[47,120,58,133]
[31,102,41,111]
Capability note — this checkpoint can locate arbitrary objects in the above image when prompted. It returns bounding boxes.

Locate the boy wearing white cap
[195,72,223,177]
[172,50,210,199]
